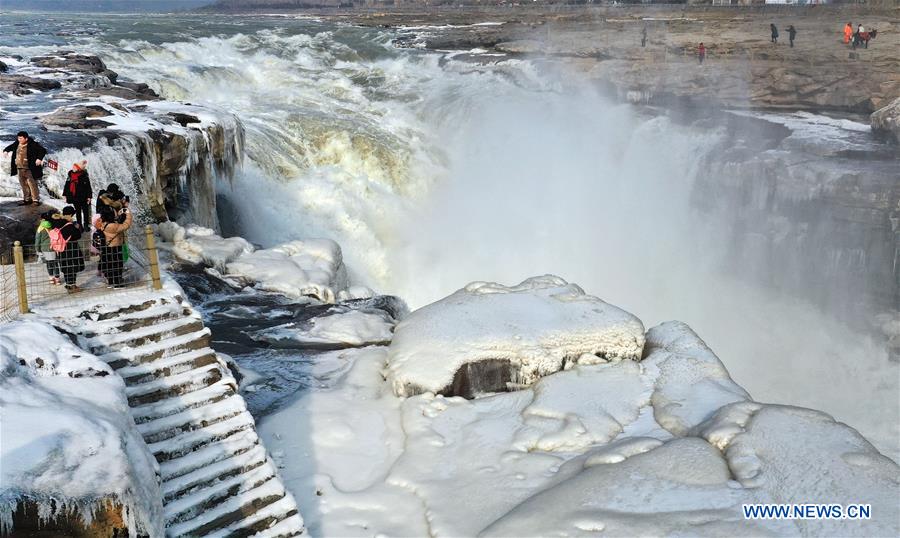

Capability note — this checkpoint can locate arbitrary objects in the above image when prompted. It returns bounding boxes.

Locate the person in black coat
[770,23,779,44]
[3,131,47,205]
[63,160,93,228]
[55,206,85,293]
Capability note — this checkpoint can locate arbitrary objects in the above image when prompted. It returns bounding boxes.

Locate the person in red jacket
[63,160,93,228]
[698,42,706,65]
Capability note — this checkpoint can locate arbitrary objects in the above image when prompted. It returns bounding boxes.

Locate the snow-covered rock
[385,275,645,398]
[252,309,395,349]
[155,222,359,304]
[697,402,900,537]
[643,321,750,435]
[155,221,253,271]
[224,239,350,303]
[260,310,899,537]
[0,320,163,537]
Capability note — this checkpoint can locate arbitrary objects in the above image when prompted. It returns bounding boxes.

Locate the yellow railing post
[145,226,163,291]
[13,241,28,314]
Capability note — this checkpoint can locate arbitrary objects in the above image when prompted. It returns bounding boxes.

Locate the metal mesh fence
[1,227,155,319]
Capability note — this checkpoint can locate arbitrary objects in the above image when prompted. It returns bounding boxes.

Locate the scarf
[69,171,83,197]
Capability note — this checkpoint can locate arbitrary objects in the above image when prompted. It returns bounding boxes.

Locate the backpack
[92,225,108,250]
[48,228,68,253]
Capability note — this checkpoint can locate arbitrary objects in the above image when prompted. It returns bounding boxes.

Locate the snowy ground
[0,320,162,537]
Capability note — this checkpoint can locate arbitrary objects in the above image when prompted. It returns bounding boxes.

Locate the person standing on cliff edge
[3,131,46,206]
[770,24,779,44]
[843,22,852,44]
[698,42,706,65]
[787,25,797,48]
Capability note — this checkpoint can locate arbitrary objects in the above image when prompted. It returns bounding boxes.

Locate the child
[34,211,60,285]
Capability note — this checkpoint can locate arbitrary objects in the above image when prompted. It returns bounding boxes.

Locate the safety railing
[0,225,162,319]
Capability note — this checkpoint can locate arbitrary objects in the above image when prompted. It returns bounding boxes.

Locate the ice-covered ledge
[386,275,646,398]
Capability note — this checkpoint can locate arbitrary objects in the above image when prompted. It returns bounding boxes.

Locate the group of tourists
[843,22,876,49]
[33,171,134,293]
[5,132,135,293]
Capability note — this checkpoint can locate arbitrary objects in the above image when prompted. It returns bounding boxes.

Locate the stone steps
[36,291,304,538]
[87,317,205,355]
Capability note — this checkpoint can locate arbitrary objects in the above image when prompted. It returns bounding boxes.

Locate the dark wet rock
[0,74,62,95]
[118,80,159,99]
[0,60,7,73]
[0,201,57,264]
[32,53,107,75]
[79,86,160,101]
[169,112,202,127]
[40,105,114,130]
[441,359,513,400]
[32,53,119,86]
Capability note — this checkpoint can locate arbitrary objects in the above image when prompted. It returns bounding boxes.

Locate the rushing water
[1,13,897,459]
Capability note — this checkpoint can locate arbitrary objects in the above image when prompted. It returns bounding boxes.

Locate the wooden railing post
[145,226,163,291]
[13,241,28,314]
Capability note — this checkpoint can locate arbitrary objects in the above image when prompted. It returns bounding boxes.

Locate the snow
[258,281,899,537]
[385,275,645,397]
[224,239,349,303]
[253,309,394,348]
[154,224,360,304]
[643,321,751,435]
[0,320,163,537]
[155,221,253,271]
[698,402,900,538]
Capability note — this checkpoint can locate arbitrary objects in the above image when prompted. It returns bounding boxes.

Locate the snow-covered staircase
[36,291,304,538]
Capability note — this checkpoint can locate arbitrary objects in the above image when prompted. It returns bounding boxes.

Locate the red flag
[47,159,58,171]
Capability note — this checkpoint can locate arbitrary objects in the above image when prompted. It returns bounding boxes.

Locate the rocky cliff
[0,51,243,230]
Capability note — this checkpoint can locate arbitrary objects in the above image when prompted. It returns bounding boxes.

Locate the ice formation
[0,321,163,537]
[259,277,899,537]
[155,222,357,303]
[253,310,395,348]
[386,275,645,397]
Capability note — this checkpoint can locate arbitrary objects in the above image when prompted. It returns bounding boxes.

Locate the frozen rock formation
[154,222,361,304]
[0,321,163,537]
[224,239,350,304]
[386,275,645,398]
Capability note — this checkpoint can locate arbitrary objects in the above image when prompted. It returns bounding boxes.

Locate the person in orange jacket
[843,22,852,44]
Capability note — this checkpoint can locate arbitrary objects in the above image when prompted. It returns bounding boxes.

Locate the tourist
[787,25,796,48]
[34,211,60,286]
[770,24,778,44]
[63,160,93,228]
[96,183,126,215]
[99,201,133,288]
[56,206,85,293]
[2,131,47,206]
[641,26,647,48]
[843,22,852,44]
[698,42,706,65]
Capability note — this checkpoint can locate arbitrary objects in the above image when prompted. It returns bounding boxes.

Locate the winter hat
[106,183,120,193]
[72,160,87,171]
[40,210,54,220]
[62,206,76,216]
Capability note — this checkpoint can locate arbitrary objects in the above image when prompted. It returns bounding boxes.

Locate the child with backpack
[52,206,85,293]
[34,211,60,285]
